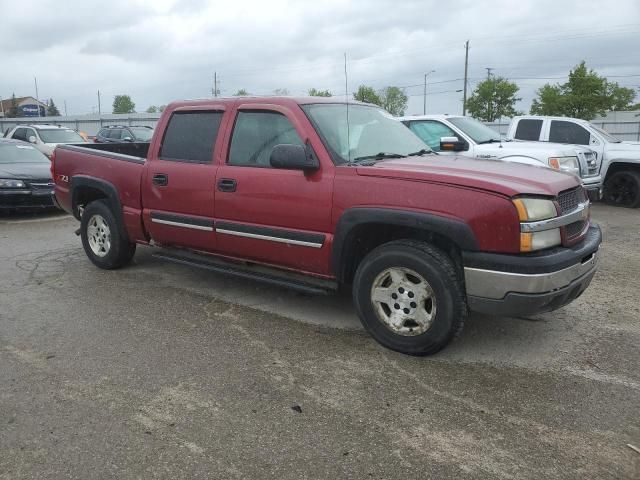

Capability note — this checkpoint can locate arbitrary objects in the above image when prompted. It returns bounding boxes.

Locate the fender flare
[331,207,479,282]
[70,175,128,239]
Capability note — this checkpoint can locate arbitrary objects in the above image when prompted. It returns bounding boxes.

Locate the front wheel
[80,200,136,269]
[603,171,640,208]
[352,240,466,356]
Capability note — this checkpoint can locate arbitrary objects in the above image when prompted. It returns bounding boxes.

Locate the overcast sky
[1,0,639,116]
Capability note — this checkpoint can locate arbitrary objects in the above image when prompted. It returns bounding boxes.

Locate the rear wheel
[80,200,136,269]
[352,240,466,355]
[603,171,640,208]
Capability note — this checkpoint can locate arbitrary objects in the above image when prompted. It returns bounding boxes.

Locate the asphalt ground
[0,204,639,479]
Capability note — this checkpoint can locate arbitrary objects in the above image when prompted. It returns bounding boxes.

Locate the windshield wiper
[477,138,502,144]
[351,152,405,163]
[406,149,434,157]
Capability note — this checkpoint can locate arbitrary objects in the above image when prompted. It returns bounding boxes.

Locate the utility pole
[462,40,469,116]
[485,67,494,79]
[213,72,218,97]
[423,70,435,115]
[34,76,40,117]
[0,96,4,118]
[97,90,101,115]
[64,100,68,116]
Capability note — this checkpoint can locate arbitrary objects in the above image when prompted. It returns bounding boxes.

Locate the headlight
[512,198,558,221]
[548,156,580,176]
[520,229,561,252]
[0,179,26,188]
[513,197,561,252]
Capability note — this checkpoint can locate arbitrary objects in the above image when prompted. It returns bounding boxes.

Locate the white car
[508,115,640,207]
[4,124,87,159]
[398,115,600,199]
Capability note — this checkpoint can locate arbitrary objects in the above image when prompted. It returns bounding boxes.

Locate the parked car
[4,124,87,159]
[0,139,57,210]
[398,115,601,200]
[507,115,640,207]
[94,125,154,143]
[51,97,601,355]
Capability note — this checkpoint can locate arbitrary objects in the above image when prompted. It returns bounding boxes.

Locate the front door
[141,108,225,252]
[214,106,334,275]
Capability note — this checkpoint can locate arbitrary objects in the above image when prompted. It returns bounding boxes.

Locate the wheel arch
[331,208,478,284]
[71,176,128,240]
[603,160,640,181]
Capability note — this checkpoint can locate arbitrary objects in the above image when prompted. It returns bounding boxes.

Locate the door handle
[152,173,168,186]
[217,178,237,192]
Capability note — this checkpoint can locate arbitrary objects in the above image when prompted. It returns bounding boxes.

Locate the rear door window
[549,120,590,145]
[159,111,223,163]
[514,119,543,141]
[407,120,458,151]
[228,111,303,167]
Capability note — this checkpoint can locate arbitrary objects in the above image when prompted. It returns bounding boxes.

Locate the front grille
[557,187,585,214]
[565,220,586,238]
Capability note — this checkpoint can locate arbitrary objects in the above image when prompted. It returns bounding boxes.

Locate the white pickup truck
[507,115,640,208]
[398,115,601,200]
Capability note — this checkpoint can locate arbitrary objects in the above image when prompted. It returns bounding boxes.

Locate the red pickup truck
[51,97,601,355]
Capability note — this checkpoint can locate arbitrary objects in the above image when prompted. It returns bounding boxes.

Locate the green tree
[273,88,289,96]
[530,61,636,120]
[46,98,60,116]
[9,93,19,118]
[380,86,408,116]
[308,88,332,97]
[146,105,158,113]
[158,105,167,112]
[233,89,250,96]
[112,95,135,114]
[466,77,521,122]
[353,85,382,106]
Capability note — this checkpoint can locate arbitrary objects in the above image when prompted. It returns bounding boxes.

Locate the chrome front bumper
[463,224,601,316]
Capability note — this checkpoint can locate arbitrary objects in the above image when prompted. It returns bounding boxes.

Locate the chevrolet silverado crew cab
[508,115,640,207]
[398,114,601,200]
[51,97,601,355]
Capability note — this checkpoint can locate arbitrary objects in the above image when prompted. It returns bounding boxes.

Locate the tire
[80,199,136,269]
[352,240,466,356]
[603,171,640,208]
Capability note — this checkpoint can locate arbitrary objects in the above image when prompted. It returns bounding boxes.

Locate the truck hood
[355,156,578,197]
[495,140,591,156]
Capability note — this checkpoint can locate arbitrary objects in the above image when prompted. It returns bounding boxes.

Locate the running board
[153,248,337,296]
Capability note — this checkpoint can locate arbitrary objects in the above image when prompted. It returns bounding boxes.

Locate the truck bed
[53,142,148,242]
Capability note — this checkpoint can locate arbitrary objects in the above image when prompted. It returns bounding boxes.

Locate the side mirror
[440,136,467,152]
[270,144,319,172]
[122,136,133,142]
[28,135,37,144]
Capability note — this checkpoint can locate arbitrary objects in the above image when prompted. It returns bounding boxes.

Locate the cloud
[0,0,638,115]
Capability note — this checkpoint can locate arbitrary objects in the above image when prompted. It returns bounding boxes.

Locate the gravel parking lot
[0,204,638,479]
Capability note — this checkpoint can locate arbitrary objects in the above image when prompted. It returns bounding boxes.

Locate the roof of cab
[164,96,372,110]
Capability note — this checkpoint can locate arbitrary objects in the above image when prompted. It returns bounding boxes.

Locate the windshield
[302,104,429,164]
[0,143,50,164]
[591,124,621,143]
[130,127,154,141]
[37,129,84,143]
[447,116,502,144]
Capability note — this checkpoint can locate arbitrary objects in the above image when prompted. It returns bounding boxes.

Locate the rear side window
[549,120,590,145]
[159,111,223,163]
[228,111,303,167]
[514,119,542,141]
[107,129,121,139]
[97,129,108,138]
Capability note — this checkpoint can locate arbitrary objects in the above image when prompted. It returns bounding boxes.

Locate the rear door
[213,104,334,275]
[141,107,227,252]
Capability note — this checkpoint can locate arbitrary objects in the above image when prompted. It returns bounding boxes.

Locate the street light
[424,70,436,115]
